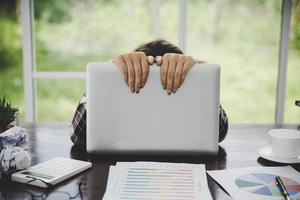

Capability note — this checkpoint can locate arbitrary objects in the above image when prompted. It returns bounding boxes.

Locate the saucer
[258,146,300,164]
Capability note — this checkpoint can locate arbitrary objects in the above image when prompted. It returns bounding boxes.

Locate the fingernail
[163,85,166,89]
[136,89,139,94]
[167,90,171,95]
[131,87,134,93]
[172,90,176,94]
[141,85,144,89]
[156,57,162,63]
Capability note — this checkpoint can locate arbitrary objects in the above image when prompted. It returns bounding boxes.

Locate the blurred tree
[292,0,300,52]
[0,0,73,71]
[34,0,72,23]
[0,0,21,71]
[0,0,18,20]
[210,0,222,44]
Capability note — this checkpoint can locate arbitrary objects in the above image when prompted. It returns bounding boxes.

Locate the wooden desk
[0,124,299,200]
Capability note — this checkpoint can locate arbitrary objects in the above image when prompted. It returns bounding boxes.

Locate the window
[1,0,298,123]
[33,0,154,121]
[36,79,85,122]
[0,1,24,120]
[34,0,154,72]
[285,1,300,123]
[186,0,281,123]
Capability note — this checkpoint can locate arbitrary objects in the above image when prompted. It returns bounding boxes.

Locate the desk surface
[0,124,299,200]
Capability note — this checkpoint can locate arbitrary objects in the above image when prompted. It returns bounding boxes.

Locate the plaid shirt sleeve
[219,105,228,142]
[69,94,87,147]
[69,95,228,146]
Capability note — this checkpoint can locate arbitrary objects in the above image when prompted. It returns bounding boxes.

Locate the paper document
[208,166,300,200]
[103,161,212,200]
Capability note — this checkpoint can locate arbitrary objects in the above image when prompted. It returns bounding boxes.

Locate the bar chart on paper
[122,167,195,199]
[103,162,212,200]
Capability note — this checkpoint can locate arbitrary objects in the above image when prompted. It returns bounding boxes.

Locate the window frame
[20,0,291,123]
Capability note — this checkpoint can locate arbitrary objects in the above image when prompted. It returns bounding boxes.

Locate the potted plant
[0,96,18,133]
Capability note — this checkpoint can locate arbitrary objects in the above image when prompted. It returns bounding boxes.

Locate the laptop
[87,62,220,155]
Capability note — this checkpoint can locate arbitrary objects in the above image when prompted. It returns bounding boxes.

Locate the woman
[70,39,228,147]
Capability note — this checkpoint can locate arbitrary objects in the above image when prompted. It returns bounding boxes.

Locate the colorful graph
[120,167,196,199]
[235,173,300,197]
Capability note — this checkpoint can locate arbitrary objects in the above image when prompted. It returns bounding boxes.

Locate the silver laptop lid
[87,62,220,154]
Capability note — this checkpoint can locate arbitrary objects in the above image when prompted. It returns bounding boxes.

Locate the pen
[275,176,292,200]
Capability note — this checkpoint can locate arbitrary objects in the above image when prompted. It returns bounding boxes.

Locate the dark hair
[135,39,183,57]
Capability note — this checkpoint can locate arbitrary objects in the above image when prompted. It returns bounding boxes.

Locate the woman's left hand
[155,53,196,95]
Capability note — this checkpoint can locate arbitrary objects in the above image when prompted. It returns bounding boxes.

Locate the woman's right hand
[113,52,154,93]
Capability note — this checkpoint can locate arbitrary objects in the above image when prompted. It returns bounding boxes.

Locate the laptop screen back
[87,62,220,154]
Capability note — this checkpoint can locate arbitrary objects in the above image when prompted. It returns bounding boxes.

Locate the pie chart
[235,173,300,196]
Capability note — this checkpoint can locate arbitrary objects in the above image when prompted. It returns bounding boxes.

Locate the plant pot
[0,108,18,134]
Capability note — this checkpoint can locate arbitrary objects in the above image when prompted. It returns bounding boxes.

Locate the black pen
[275,176,292,200]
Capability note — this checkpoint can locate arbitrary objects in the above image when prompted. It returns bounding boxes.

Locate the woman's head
[135,39,183,57]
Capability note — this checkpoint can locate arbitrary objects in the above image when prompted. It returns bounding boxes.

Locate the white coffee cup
[268,129,300,159]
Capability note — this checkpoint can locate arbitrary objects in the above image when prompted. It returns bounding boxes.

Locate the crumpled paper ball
[0,126,28,148]
[0,146,31,179]
[0,126,31,179]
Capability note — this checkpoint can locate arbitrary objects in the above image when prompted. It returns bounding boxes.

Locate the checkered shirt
[69,95,87,147]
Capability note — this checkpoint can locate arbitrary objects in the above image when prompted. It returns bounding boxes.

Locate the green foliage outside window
[0,0,299,123]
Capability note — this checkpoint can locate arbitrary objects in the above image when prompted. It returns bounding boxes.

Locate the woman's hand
[113,52,154,93]
[155,53,196,95]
